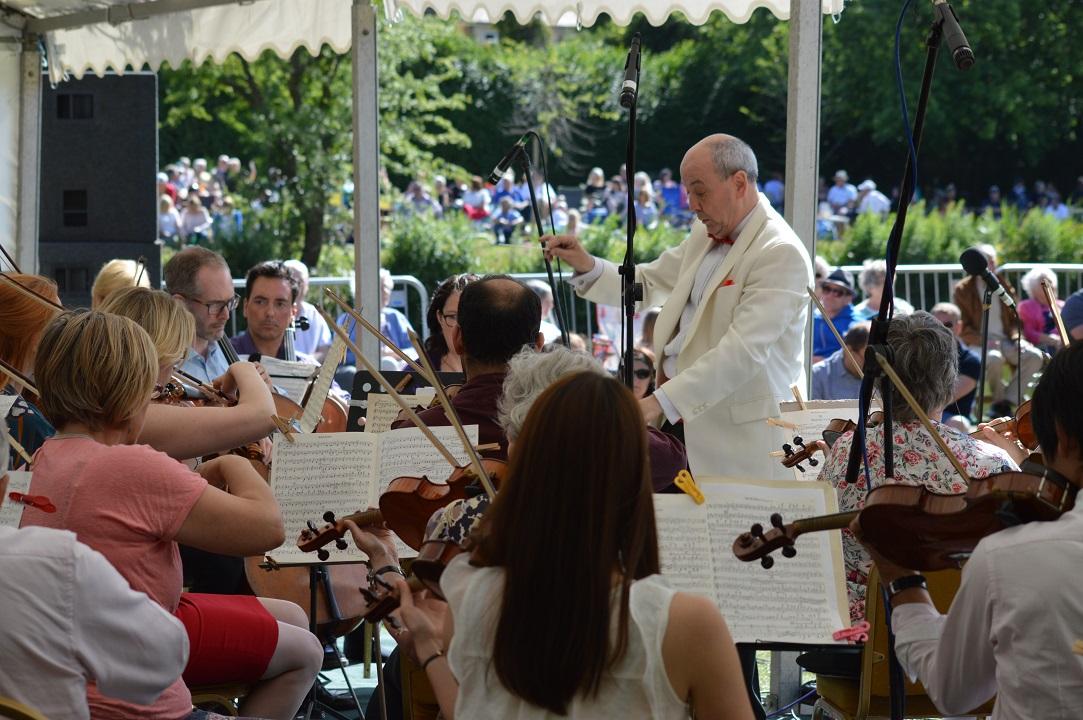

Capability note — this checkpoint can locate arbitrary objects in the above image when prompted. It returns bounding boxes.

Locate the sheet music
[778,400,878,481]
[268,433,378,564]
[258,356,318,405]
[377,425,478,493]
[299,337,347,433]
[0,395,16,419]
[364,393,417,434]
[0,471,32,529]
[655,478,849,645]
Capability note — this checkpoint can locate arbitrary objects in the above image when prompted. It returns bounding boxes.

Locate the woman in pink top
[1018,266,1066,354]
[22,310,322,720]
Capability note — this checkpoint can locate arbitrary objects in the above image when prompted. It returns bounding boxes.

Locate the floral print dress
[816,420,1017,622]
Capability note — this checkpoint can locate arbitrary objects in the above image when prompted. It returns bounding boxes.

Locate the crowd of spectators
[157,155,257,244]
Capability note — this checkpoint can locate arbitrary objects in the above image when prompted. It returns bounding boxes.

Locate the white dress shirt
[891,502,1083,718]
[0,525,189,720]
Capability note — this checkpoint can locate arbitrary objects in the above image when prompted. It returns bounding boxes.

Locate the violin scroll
[296,508,385,559]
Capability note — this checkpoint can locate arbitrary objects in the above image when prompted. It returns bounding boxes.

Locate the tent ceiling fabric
[4,0,842,81]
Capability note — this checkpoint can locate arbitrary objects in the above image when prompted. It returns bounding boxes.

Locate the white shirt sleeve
[71,543,189,706]
[891,550,999,715]
[567,256,608,292]
[653,386,682,424]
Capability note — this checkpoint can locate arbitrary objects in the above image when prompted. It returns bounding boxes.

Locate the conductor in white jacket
[545,134,811,479]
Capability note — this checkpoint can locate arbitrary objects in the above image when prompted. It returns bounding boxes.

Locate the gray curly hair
[497,346,607,442]
[880,311,958,421]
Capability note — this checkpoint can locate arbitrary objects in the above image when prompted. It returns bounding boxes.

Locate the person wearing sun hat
[813,268,857,361]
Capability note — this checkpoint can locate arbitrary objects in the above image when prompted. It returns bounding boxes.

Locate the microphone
[487,134,529,184]
[933,0,975,71]
[960,247,1015,310]
[619,33,642,109]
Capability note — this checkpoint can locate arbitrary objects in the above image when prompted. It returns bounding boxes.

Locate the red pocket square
[721,278,735,287]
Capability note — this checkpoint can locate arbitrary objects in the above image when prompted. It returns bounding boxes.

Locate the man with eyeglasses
[812,268,857,363]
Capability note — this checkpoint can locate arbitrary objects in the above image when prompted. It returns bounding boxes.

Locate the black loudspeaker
[38,73,159,308]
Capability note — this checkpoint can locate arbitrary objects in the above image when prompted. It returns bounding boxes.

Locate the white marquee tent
[0,0,841,361]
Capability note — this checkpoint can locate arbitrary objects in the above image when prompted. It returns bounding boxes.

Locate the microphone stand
[619,61,642,389]
[975,287,992,422]
[514,145,570,347]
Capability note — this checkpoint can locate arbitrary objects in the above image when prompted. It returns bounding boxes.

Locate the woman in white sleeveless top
[368,372,753,719]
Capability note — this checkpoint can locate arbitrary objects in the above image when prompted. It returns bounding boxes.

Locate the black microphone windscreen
[960,247,988,275]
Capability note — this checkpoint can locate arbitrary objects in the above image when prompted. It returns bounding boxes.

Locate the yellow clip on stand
[674,470,705,504]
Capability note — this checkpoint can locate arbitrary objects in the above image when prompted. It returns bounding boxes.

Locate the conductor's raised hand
[541,234,595,274]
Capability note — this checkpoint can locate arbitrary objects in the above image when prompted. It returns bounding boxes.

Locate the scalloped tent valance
[5,0,842,83]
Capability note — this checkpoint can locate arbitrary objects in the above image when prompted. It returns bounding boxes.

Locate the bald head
[680,134,760,239]
[457,275,542,366]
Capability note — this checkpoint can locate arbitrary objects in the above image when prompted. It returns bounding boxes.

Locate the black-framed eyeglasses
[181,293,240,316]
[633,368,653,380]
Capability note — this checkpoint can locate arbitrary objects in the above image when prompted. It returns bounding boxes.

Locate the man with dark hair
[811,321,868,401]
[392,275,542,459]
[230,261,303,360]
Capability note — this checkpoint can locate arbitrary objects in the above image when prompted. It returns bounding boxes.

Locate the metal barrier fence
[228,263,1083,343]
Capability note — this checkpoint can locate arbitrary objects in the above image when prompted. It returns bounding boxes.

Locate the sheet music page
[258,356,318,405]
[0,471,32,529]
[299,337,347,433]
[0,395,16,419]
[267,433,378,564]
[364,394,418,435]
[777,400,877,481]
[377,425,478,492]
[684,478,849,645]
[655,495,716,596]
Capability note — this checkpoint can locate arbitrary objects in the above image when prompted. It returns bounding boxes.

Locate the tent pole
[16,36,41,273]
[351,0,381,367]
[783,0,823,397]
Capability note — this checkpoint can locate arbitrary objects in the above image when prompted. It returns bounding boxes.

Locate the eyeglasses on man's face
[182,294,240,316]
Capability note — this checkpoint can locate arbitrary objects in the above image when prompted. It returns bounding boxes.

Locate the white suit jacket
[579,193,812,479]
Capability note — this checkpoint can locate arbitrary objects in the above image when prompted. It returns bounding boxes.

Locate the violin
[297,507,385,560]
[974,399,1036,451]
[733,466,1076,571]
[379,458,505,551]
[779,412,885,472]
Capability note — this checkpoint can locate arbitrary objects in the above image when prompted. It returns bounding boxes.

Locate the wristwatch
[886,573,927,598]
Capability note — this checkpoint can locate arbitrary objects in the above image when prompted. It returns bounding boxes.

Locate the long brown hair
[470,371,659,714]
[0,274,61,388]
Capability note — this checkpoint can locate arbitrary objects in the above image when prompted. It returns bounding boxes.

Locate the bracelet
[886,573,927,598]
[368,564,405,585]
[420,649,445,671]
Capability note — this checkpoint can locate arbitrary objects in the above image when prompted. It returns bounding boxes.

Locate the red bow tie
[709,234,734,245]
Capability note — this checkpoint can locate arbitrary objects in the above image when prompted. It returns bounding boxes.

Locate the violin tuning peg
[796,464,806,473]
[809,457,819,467]
[793,436,804,445]
[316,549,329,562]
[770,513,784,528]
[781,546,797,559]
[323,511,336,523]
[335,538,349,550]
[307,520,318,532]
[761,555,775,569]
[782,443,793,454]
[750,523,764,538]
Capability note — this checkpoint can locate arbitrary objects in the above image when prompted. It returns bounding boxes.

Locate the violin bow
[408,328,496,501]
[324,289,429,377]
[0,273,64,313]
[171,367,231,404]
[134,255,148,287]
[807,286,863,379]
[871,351,971,487]
[2,425,34,468]
[0,357,39,398]
[319,308,459,468]
[1040,277,1071,347]
[0,243,22,274]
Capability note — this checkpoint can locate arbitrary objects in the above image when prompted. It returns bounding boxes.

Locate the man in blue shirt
[811,322,868,400]
[813,268,856,361]
[165,246,240,386]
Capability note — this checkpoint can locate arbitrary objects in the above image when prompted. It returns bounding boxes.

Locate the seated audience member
[424,273,479,373]
[337,269,416,387]
[0,437,190,720]
[354,372,754,719]
[855,179,891,216]
[931,302,982,429]
[1017,266,1066,355]
[856,342,1083,718]
[179,194,213,243]
[628,347,657,400]
[637,306,661,354]
[22,310,322,720]
[492,196,524,244]
[1,274,61,467]
[91,258,152,309]
[852,259,914,321]
[1063,287,1083,343]
[500,345,687,492]
[952,244,1043,417]
[524,279,561,344]
[462,175,492,221]
[283,259,333,361]
[159,195,182,241]
[811,322,868,401]
[816,312,1017,623]
[392,275,543,460]
[812,268,857,362]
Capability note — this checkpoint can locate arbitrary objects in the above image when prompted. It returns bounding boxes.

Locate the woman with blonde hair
[100,286,280,464]
[1,273,62,466]
[21,310,322,720]
[91,258,152,309]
